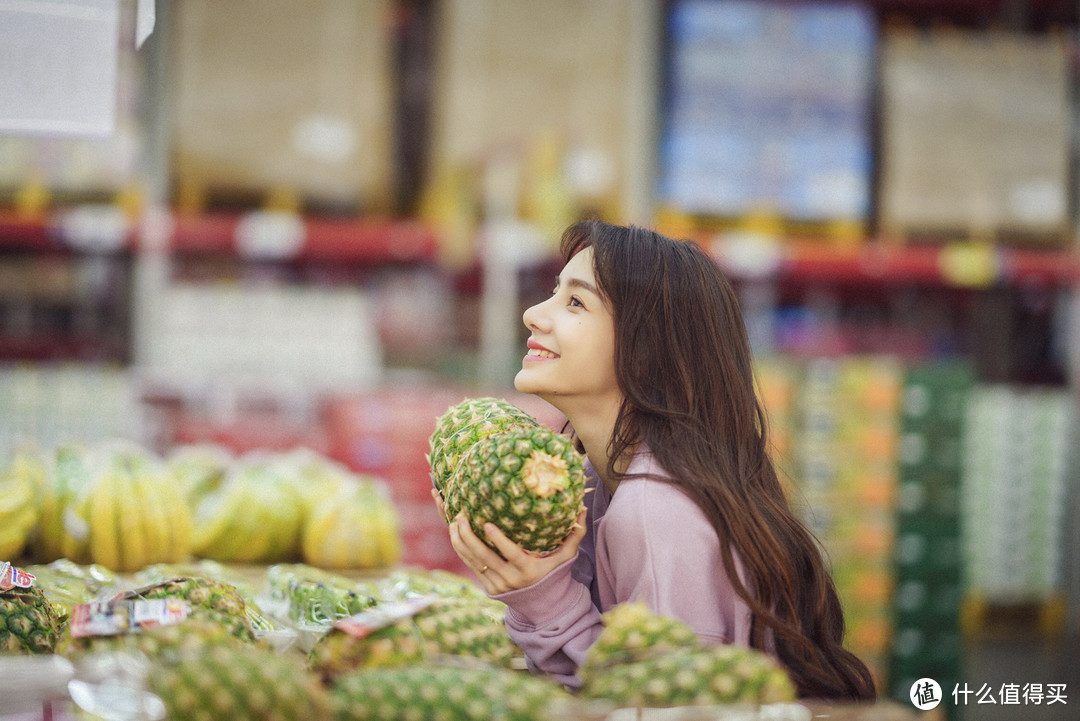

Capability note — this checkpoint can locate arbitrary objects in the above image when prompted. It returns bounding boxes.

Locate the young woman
[440,219,876,701]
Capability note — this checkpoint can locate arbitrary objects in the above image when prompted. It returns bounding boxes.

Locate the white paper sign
[0,0,120,136]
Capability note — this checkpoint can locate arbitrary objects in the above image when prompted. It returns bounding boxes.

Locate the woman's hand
[432,489,587,596]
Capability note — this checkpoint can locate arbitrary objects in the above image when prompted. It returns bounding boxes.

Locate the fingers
[431,489,446,521]
[448,514,504,588]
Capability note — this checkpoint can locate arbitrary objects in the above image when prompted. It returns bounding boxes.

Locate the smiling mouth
[526,348,558,359]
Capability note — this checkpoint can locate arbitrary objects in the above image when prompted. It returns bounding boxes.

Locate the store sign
[0,0,119,137]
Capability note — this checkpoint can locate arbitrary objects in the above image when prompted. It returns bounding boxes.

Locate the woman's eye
[569,296,584,308]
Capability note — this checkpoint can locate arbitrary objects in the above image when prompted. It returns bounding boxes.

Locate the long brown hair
[561,219,875,701]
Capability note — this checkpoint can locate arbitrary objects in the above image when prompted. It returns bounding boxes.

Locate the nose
[522,296,553,332]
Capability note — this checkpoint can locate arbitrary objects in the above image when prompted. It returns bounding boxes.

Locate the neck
[554,395,625,495]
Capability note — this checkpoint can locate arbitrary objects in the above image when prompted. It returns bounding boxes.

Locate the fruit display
[266,563,381,628]
[0,450,42,561]
[302,478,402,570]
[29,441,194,572]
[328,662,576,721]
[579,602,796,708]
[7,438,406,574]
[307,596,520,684]
[192,455,308,564]
[431,397,587,555]
[0,579,63,655]
[23,558,116,624]
[148,633,332,721]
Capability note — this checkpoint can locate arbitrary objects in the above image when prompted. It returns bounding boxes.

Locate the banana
[115,468,147,572]
[134,467,171,567]
[0,504,36,559]
[301,499,338,567]
[159,477,194,563]
[192,482,242,554]
[87,470,121,572]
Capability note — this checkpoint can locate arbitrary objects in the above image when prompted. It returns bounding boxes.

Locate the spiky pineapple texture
[329,662,574,721]
[580,601,700,674]
[428,397,540,499]
[149,635,331,721]
[307,597,520,685]
[579,602,796,709]
[442,427,586,555]
[123,577,256,643]
[0,585,62,655]
[59,615,244,659]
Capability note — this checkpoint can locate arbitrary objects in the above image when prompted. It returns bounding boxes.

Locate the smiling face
[514,247,620,413]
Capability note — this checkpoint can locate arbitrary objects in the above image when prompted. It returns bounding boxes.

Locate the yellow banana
[159,477,194,563]
[134,468,170,567]
[87,470,120,572]
[0,504,36,559]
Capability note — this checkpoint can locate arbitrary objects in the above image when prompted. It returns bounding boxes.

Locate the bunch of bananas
[28,442,194,571]
[0,450,43,560]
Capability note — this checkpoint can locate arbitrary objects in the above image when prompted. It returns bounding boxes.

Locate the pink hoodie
[493,449,757,689]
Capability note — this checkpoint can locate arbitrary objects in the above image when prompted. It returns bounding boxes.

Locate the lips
[525,339,559,360]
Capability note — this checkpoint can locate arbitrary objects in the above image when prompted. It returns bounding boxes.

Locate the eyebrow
[556,275,600,297]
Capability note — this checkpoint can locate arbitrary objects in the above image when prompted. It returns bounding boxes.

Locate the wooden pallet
[960,593,1068,640]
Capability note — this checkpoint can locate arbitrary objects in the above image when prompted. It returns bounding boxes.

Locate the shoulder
[603,458,713,542]
[612,452,702,514]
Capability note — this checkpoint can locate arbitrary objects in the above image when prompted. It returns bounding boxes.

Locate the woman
[441,219,876,701]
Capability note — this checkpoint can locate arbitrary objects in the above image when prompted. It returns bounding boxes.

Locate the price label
[235,209,306,260]
[57,204,131,253]
[939,243,999,288]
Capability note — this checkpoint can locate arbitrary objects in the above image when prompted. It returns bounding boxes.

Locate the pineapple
[59,614,243,659]
[24,558,116,627]
[579,602,796,708]
[120,577,257,643]
[379,568,491,603]
[442,427,586,555]
[581,643,796,708]
[329,662,575,721]
[266,563,380,628]
[580,601,699,674]
[428,397,540,499]
[0,584,62,654]
[148,635,331,721]
[308,597,520,685]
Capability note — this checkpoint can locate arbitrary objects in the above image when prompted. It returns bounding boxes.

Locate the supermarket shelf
[710,237,1080,288]
[0,213,58,252]
[0,210,439,264]
[165,212,439,263]
[3,208,1078,287]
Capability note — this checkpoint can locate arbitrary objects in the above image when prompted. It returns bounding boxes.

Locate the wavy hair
[561,219,875,701]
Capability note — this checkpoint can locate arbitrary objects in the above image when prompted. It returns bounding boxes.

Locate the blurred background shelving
[1,1,1079,718]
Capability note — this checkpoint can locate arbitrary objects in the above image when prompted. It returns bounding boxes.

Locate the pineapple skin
[443,427,586,555]
[428,397,540,498]
[308,597,521,685]
[0,585,62,654]
[579,602,797,709]
[329,662,573,721]
[150,638,332,721]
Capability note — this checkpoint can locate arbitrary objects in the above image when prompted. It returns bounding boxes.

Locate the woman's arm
[494,555,602,687]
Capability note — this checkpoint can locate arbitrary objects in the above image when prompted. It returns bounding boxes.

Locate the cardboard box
[171,0,395,209]
[878,30,1072,245]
